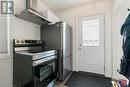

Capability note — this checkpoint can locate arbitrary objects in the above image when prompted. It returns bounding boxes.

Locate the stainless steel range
[13,39,58,87]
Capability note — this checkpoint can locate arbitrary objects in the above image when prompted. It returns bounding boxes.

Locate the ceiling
[42,0,103,11]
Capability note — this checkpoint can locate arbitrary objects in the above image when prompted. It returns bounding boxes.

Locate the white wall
[13,17,40,40]
[56,0,113,77]
[112,0,130,79]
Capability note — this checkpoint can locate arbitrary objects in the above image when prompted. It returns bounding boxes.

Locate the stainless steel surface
[32,50,57,60]
[33,55,57,66]
[15,0,51,25]
[16,50,57,60]
[14,39,57,60]
[13,39,58,87]
[62,22,72,80]
[27,0,48,18]
[41,21,72,81]
[47,79,57,87]
[63,22,71,58]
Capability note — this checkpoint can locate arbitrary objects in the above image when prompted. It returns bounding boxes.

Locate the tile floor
[55,72,73,87]
[55,81,67,87]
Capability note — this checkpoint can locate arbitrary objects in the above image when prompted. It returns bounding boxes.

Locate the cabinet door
[0,16,7,53]
[0,58,12,86]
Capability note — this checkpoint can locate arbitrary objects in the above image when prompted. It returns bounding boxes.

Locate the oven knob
[33,62,37,66]
[37,41,41,43]
[21,40,25,43]
[16,40,20,43]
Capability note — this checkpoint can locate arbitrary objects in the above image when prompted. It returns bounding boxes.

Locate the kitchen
[0,0,130,87]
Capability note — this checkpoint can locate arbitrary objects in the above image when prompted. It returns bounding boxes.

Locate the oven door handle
[33,55,57,66]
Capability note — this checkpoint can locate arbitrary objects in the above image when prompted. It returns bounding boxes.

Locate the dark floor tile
[64,72,112,87]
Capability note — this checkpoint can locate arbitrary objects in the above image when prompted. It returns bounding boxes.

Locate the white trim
[7,15,10,54]
[7,14,14,55]
[75,16,79,71]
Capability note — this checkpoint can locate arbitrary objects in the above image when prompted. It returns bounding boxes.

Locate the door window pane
[82,19,100,46]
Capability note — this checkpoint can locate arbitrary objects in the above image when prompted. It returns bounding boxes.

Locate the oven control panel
[14,39,44,47]
[15,39,43,44]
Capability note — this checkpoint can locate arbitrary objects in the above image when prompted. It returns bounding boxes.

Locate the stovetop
[13,39,57,60]
[16,49,57,60]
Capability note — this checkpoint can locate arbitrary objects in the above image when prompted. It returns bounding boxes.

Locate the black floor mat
[64,72,112,87]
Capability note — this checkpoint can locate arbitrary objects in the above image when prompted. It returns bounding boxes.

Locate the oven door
[33,59,57,87]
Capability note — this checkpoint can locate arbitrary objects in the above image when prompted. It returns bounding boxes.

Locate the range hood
[15,0,51,25]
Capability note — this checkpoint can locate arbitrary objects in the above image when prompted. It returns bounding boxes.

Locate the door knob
[79,44,82,46]
[78,48,82,50]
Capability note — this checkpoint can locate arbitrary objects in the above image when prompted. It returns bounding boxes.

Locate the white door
[78,14,105,75]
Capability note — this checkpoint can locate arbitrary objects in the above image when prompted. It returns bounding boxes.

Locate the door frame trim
[74,14,112,77]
